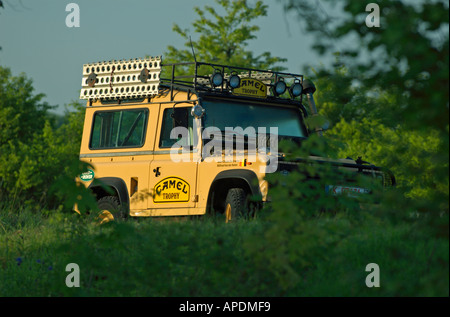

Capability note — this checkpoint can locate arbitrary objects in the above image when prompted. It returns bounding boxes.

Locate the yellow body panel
[78,91,269,218]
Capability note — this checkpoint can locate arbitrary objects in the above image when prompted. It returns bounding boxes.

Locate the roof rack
[79,57,304,103]
[160,61,304,102]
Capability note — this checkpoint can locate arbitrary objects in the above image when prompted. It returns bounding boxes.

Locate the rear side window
[90,109,148,149]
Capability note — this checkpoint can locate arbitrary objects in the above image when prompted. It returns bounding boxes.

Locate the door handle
[153,167,161,177]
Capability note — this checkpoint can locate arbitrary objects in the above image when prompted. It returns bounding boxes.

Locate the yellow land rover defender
[76,56,395,222]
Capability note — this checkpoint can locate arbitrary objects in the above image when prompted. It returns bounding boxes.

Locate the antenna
[189,36,197,63]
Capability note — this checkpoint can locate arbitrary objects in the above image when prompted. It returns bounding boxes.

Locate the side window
[90,109,148,149]
[159,107,192,148]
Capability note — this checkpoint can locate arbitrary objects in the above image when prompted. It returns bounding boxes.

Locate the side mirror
[302,79,316,94]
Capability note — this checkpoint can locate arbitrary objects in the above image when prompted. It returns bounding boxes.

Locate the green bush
[1,207,448,296]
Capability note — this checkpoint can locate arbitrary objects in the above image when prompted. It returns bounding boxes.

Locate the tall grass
[1,205,448,297]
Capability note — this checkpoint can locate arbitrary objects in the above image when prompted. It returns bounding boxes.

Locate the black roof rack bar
[193,61,303,79]
[159,61,305,103]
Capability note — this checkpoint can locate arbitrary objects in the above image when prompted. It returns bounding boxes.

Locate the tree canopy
[284,0,449,214]
[0,66,88,208]
[163,0,287,75]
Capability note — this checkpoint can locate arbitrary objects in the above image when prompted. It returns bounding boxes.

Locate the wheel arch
[88,177,130,213]
[206,169,262,211]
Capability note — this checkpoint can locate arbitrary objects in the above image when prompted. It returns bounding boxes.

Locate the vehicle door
[148,103,199,212]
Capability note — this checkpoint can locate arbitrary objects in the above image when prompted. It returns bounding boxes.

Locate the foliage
[329,0,449,134]
[0,67,51,148]
[331,118,445,201]
[285,0,449,216]
[0,66,95,209]
[0,66,50,204]
[0,208,448,296]
[163,0,287,76]
[310,64,406,129]
[0,0,448,298]
[304,64,447,207]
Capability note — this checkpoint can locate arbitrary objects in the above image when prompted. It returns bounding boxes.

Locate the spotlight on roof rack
[289,79,303,98]
[273,78,287,96]
[210,69,224,87]
[228,72,241,89]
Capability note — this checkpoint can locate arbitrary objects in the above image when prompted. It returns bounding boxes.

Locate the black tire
[97,196,125,220]
[223,188,247,223]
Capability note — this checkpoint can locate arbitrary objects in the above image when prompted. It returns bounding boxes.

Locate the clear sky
[0,0,334,114]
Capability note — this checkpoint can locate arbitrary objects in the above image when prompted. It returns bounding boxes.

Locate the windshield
[202,100,307,138]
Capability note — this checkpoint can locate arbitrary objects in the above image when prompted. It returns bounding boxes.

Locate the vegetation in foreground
[0,192,448,297]
[0,0,448,297]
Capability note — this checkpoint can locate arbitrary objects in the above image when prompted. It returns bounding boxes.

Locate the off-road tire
[223,188,247,223]
[97,195,125,220]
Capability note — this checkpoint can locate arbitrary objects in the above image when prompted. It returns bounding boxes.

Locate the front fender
[89,177,130,212]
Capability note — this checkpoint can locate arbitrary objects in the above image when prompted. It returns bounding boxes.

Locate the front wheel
[223,188,247,223]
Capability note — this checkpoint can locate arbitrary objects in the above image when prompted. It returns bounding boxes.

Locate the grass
[0,204,448,297]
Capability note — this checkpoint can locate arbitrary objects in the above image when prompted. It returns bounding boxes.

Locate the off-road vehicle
[75,56,395,222]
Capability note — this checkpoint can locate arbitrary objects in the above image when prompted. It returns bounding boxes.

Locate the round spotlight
[210,70,224,87]
[289,80,303,97]
[228,73,241,89]
[274,78,287,96]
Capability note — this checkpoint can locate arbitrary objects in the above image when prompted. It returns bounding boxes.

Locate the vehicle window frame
[158,106,193,150]
[89,108,149,150]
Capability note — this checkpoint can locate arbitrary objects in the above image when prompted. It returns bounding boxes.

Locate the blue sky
[0,0,335,114]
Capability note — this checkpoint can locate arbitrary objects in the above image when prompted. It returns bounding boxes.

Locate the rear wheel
[97,196,125,223]
[223,188,247,223]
